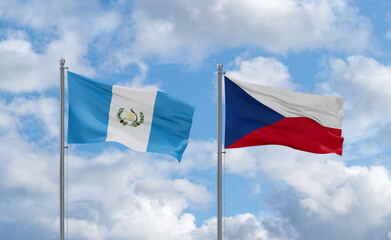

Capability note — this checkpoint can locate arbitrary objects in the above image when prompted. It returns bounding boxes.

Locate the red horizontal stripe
[226,117,343,155]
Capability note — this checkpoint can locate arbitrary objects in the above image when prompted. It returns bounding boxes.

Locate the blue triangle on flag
[224,77,285,148]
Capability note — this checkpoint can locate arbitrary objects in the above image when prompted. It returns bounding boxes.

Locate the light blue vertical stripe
[67,71,113,143]
[147,91,195,161]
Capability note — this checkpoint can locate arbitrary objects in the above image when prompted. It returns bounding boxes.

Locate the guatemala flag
[225,76,345,155]
[67,72,195,161]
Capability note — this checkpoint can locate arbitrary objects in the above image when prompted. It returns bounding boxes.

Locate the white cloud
[128,0,372,62]
[110,54,160,89]
[194,213,296,240]
[0,30,93,93]
[224,145,391,239]
[267,155,391,221]
[0,98,58,194]
[226,56,295,90]
[4,96,58,139]
[3,0,371,62]
[105,195,197,240]
[0,1,120,35]
[67,219,107,240]
[134,178,213,206]
[0,0,374,93]
[180,139,217,172]
[319,55,391,146]
[228,145,391,222]
[0,1,121,93]
[41,218,107,240]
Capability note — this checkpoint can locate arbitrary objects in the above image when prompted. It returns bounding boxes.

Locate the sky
[1,0,391,239]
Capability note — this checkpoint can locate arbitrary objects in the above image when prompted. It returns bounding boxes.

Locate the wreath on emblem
[117,108,144,127]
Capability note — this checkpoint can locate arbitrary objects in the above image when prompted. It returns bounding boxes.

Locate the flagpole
[59,58,65,240]
[217,64,223,240]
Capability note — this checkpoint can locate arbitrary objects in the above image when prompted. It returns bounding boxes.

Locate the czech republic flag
[225,77,345,155]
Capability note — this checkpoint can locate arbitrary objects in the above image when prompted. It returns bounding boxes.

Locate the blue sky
[1,0,391,239]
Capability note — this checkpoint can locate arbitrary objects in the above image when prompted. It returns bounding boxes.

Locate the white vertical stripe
[228,77,345,129]
[106,86,157,152]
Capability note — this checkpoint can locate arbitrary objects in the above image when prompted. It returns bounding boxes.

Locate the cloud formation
[0,0,120,93]
[319,55,391,148]
[129,0,372,61]
[0,0,373,93]
[226,56,295,90]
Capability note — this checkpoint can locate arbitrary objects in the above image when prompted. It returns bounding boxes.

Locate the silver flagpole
[59,58,65,240]
[217,64,223,240]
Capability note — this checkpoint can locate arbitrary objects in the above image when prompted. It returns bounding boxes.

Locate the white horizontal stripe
[228,77,345,129]
[106,86,157,152]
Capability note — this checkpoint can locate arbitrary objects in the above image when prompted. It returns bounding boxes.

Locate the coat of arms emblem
[116,108,144,127]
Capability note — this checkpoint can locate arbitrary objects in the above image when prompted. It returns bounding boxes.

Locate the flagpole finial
[60,58,65,66]
[217,64,223,72]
